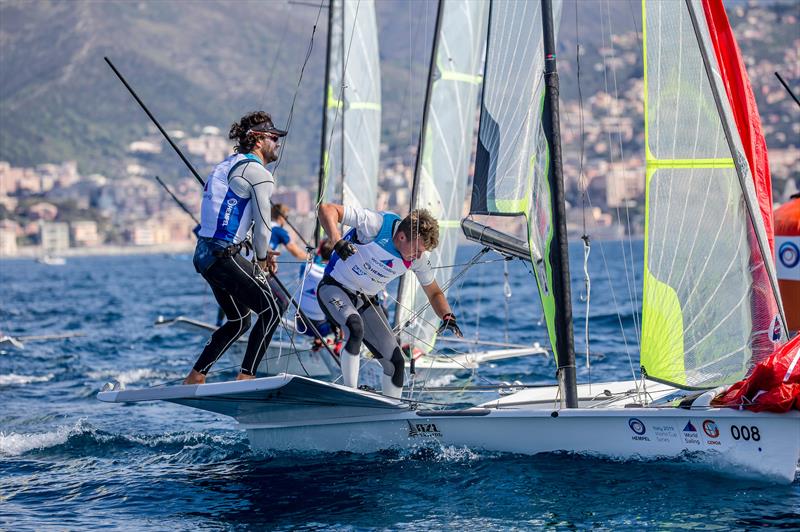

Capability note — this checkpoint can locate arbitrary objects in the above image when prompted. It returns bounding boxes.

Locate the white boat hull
[243,405,799,483]
[99,374,800,483]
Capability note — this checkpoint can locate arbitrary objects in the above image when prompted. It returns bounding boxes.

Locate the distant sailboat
[35,255,66,266]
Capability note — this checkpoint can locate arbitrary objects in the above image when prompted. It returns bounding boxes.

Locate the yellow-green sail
[641,0,783,388]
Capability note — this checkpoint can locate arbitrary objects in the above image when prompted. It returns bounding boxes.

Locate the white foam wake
[87,368,163,386]
[0,373,54,385]
[0,421,83,456]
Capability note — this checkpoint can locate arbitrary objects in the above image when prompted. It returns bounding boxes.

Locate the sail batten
[395,0,489,352]
[641,0,785,389]
[468,0,562,363]
[319,0,380,212]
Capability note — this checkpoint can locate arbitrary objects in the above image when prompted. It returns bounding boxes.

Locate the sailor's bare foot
[236,372,256,381]
[183,369,206,385]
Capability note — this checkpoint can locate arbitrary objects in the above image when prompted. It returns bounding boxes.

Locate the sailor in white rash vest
[316,203,463,398]
[184,111,287,385]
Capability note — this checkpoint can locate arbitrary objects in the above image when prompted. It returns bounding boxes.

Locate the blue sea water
[1,242,798,530]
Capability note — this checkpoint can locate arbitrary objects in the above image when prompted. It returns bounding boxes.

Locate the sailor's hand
[334,239,357,260]
[258,250,280,274]
[436,313,463,338]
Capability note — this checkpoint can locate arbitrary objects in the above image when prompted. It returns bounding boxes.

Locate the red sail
[713,333,800,413]
[701,0,774,254]
[702,0,782,361]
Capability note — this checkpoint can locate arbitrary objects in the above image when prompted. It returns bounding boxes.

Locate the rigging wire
[271,0,328,180]
[258,1,293,109]
[502,259,512,344]
[556,0,638,386]
[314,0,365,217]
[574,6,593,384]
[600,0,642,345]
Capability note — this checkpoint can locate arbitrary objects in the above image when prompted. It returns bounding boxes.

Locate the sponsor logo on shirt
[222,198,238,227]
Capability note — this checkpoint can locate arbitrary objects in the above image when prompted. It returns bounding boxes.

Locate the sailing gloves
[437,312,463,338]
[334,239,357,260]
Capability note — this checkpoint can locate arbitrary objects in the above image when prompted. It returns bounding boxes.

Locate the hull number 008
[730,425,760,441]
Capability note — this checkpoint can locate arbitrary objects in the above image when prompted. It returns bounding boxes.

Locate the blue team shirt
[270,224,291,250]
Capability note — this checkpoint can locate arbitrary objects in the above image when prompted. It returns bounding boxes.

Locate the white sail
[396,0,488,352]
[640,0,785,389]
[320,0,381,211]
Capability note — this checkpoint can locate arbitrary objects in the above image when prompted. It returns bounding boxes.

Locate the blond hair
[397,209,439,250]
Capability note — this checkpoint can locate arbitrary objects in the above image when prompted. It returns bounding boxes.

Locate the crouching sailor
[316,203,463,398]
[184,111,287,384]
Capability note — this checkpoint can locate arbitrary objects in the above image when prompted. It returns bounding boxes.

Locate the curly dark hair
[229,111,273,153]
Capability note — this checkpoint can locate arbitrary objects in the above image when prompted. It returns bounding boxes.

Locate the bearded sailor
[316,203,463,398]
[184,111,287,384]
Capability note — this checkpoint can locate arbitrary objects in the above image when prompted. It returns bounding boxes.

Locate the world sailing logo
[779,241,799,269]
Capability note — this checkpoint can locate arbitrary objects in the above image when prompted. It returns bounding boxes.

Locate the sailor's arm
[421,280,451,320]
[284,240,308,260]
[318,203,344,242]
[422,280,463,338]
[244,168,278,270]
[319,203,359,260]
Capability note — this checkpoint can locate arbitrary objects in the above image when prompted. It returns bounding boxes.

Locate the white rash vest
[324,206,435,296]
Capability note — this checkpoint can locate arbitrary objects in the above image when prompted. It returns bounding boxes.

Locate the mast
[394,0,444,330]
[541,0,578,408]
[339,0,346,206]
[314,0,336,248]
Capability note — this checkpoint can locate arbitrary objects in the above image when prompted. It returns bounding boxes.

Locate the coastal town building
[70,220,100,247]
[39,221,70,253]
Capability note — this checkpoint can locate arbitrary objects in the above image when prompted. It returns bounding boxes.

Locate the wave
[0,372,54,385]
[0,420,82,456]
[0,419,250,463]
[86,368,170,386]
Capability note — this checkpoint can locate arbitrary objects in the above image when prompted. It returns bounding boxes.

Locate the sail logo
[683,421,697,432]
[772,316,782,342]
[407,420,442,438]
[779,241,799,269]
[381,259,394,269]
[702,419,719,439]
[628,418,649,441]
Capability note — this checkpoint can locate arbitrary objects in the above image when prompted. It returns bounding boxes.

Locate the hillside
[0,0,797,190]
